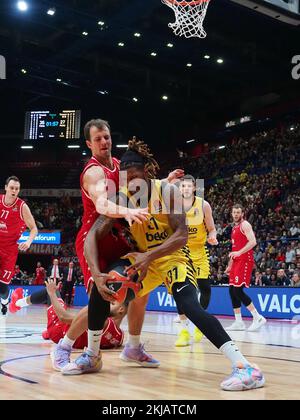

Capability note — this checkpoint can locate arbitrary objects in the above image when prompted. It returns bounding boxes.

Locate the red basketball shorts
[229,257,254,288]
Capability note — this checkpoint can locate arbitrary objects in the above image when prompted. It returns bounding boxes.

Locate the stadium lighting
[21,145,33,149]
[116,145,128,149]
[118,42,125,47]
[98,21,105,26]
[56,78,62,82]
[162,95,168,101]
[47,8,56,16]
[133,97,138,102]
[186,63,192,67]
[167,43,174,48]
[151,52,157,57]
[290,126,295,131]
[217,58,224,64]
[21,68,27,74]
[134,32,141,37]
[17,1,28,12]
[204,55,210,59]
[98,90,108,95]
[68,145,80,149]
[219,145,226,149]
[186,139,195,144]
[82,31,88,36]
[82,151,87,156]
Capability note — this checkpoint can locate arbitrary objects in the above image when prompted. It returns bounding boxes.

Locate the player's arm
[161,169,185,184]
[203,200,218,245]
[45,279,74,324]
[125,183,188,281]
[19,203,38,252]
[83,166,149,226]
[83,214,118,302]
[229,221,257,259]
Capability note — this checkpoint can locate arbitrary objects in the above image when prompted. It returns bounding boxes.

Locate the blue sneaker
[221,362,265,391]
[61,351,102,376]
[120,344,160,368]
[50,339,71,371]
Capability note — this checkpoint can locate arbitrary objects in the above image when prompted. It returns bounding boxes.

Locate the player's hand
[18,240,32,252]
[125,208,149,227]
[167,169,185,183]
[229,251,241,260]
[207,235,218,246]
[93,272,117,303]
[124,252,151,283]
[45,278,60,296]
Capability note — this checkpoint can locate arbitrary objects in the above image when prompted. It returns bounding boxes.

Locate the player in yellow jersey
[175,175,218,347]
[66,139,265,391]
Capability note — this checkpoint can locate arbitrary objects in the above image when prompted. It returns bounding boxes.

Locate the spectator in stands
[276,269,291,287]
[261,269,272,286]
[291,272,300,287]
[286,245,296,267]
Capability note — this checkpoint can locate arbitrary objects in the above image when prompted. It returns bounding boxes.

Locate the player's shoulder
[241,220,252,231]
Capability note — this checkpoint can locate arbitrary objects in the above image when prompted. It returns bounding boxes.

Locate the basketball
[106,259,141,304]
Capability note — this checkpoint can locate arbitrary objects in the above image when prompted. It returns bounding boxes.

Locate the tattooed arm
[83,215,116,301]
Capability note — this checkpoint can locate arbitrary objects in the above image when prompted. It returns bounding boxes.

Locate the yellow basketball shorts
[127,254,197,297]
[190,245,210,280]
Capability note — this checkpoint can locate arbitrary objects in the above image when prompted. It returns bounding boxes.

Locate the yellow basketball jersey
[186,196,207,257]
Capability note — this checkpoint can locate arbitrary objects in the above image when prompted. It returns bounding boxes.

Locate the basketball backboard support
[229,0,300,25]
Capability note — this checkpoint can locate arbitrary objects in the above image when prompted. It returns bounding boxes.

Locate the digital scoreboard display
[24,110,81,140]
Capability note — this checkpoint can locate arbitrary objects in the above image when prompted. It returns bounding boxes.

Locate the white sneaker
[226,321,246,331]
[248,316,267,332]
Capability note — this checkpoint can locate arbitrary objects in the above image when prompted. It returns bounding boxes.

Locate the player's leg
[172,280,265,391]
[226,286,246,331]
[61,283,109,375]
[120,294,160,367]
[9,288,49,313]
[174,301,191,347]
[0,282,9,315]
[236,286,266,331]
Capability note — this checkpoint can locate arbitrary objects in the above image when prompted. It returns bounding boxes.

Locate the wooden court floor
[1,307,300,400]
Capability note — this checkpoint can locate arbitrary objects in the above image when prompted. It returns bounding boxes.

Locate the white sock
[61,335,75,348]
[127,334,141,349]
[234,312,243,322]
[220,341,250,367]
[1,297,9,306]
[87,329,102,356]
[250,308,260,321]
[179,319,190,332]
[16,298,29,308]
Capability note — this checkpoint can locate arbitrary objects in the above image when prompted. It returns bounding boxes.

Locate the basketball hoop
[162,0,211,39]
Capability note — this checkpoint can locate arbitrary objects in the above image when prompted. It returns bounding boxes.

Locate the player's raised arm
[19,203,38,251]
[229,220,257,259]
[45,279,75,325]
[203,200,218,245]
[83,166,149,225]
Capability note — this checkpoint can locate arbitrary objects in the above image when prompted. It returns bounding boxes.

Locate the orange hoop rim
[163,0,210,6]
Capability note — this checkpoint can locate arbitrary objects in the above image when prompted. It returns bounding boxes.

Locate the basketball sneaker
[194,327,204,343]
[61,351,102,375]
[120,344,160,367]
[248,316,267,332]
[8,288,24,314]
[50,339,72,371]
[1,303,8,316]
[221,362,265,391]
[226,321,246,331]
[175,329,191,347]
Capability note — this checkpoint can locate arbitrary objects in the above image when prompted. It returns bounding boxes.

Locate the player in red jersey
[34,262,46,286]
[225,204,266,332]
[9,279,126,359]
[0,176,38,315]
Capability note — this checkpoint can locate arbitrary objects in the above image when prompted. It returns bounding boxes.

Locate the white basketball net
[162,0,211,39]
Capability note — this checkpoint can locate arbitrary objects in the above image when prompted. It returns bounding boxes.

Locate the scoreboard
[24,110,81,141]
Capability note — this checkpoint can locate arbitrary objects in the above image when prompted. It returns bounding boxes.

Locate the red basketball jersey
[0,195,26,248]
[231,221,254,261]
[100,317,124,349]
